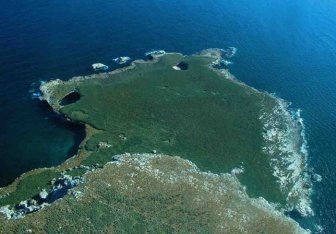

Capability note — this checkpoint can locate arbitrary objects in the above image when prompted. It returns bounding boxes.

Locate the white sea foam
[201,47,236,68]
[145,50,166,58]
[260,95,314,217]
[31,92,41,99]
[222,59,233,66]
[221,46,237,58]
[113,56,131,65]
[199,48,315,218]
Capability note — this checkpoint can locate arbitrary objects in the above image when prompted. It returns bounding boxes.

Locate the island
[0,49,312,233]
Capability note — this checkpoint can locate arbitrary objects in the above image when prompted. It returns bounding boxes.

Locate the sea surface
[0,0,335,232]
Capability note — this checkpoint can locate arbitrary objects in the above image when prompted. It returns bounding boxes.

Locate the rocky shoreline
[36,48,316,217]
[0,49,314,232]
[0,174,84,219]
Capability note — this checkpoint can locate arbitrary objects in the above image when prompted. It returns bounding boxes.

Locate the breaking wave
[207,47,317,218]
[259,95,317,217]
[29,81,46,99]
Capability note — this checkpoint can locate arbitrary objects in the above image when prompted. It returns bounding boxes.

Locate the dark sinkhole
[60,91,81,106]
[176,62,189,70]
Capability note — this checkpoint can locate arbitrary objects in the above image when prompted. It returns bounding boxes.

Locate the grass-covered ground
[0,154,307,233]
[0,51,305,232]
[49,53,282,203]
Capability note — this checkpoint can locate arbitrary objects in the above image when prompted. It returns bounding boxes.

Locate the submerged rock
[145,50,166,59]
[113,56,131,64]
[39,190,48,200]
[92,63,109,71]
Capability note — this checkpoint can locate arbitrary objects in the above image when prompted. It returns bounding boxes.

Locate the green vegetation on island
[44,52,282,202]
[0,49,310,233]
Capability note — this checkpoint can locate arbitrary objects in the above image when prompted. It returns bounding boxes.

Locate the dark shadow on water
[38,101,86,158]
[14,176,81,216]
[0,102,86,188]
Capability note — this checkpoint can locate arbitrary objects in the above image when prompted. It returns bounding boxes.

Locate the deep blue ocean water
[1,0,335,232]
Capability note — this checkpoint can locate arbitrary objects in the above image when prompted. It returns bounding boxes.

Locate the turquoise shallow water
[1,0,335,232]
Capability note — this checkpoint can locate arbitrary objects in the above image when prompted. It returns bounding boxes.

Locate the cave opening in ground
[60,91,80,106]
[173,61,189,70]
